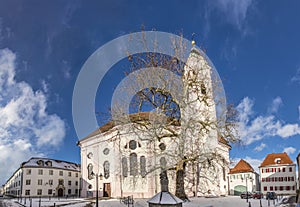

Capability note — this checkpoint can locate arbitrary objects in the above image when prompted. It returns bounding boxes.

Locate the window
[48,189,52,195]
[68,189,71,194]
[68,172,71,177]
[282,168,285,172]
[49,170,53,175]
[26,180,31,185]
[270,186,273,191]
[103,161,110,179]
[159,143,166,151]
[201,83,206,94]
[68,181,71,186]
[75,189,78,195]
[26,169,31,175]
[75,181,78,186]
[262,178,265,182]
[160,157,167,171]
[280,186,283,191]
[264,186,267,191]
[59,171,63,176]
[262,169,264,173]
[49,180,53,185]
[37,189,42,195]
[46,161,52,167]
[25,190,30,195]
[103,148,110,155]
[284,177,287,182]
[38,179,42,185]
[75,173,78,177]
[275,177,278,182]
[129,140,137,150]
[271,177,274,182]
[222,167,226,181]
[122,157,128,177]
[38,169,43,175]
[59,179,64,185]
[291,177,294,181]
[286,186,290,191]
[289,167,292,172]
[275,186,278,191]
[37,160,44,166]
[278,168,281,172]
[129,153,138,176]
[140,156,146,177]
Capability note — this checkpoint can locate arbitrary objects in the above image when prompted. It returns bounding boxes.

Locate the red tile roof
[259,152,294,167]
[229,159,254,174]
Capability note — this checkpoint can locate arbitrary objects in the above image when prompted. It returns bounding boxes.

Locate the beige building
[78,46,231,199]
[4,157,81,197]
[259,153,296,195]
[228,159,259,195]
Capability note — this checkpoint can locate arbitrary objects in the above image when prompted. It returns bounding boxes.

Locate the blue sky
[0,0,300,184]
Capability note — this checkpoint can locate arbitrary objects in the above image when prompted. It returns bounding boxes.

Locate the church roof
[259,152,294,167]
[78,112,231,149]
[229,159,254,174]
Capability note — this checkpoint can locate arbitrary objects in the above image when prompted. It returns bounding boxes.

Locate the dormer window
[46,161,52,167]
[275,158,281,164]
[37,160,44,166]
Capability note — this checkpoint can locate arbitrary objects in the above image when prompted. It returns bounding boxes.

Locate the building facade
[78,46,231,199]
[4,157,81,197]
[259,153,296,195]
[228,159,259,195]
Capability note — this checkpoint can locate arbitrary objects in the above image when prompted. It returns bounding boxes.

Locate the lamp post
[92,172,103,207]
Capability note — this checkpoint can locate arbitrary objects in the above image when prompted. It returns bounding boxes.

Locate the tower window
[129,140,137,150]
[201,83,206,95]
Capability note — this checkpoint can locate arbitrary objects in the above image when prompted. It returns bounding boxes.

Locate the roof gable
[229,159,254,174]
[259,152,294,167]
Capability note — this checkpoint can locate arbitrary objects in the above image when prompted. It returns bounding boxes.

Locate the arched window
[103,161,110,179]
[87,163,93,180]
[160,157,167,171]
[140,156,146,177]
[122,157,128,177]
[130,153,138,176]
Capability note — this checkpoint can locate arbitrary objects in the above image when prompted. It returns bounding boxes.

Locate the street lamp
[91,172,103,207]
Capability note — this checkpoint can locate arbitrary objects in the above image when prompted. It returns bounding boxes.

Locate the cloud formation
[254,143,266,152]
[237,97,300,145]
[283,147,296,155]
[208,0,254,31]
[268,96,283,114]
[0,49,66,184]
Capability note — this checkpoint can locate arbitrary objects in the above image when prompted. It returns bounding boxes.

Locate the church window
[129,140,137,150]
[160,157,167,170]
[201,83,206,95]
[140,156,146,177]
[122,157,128,177]
[103,148,110,155]
[87,152,93,159]
[129,153,138,176]
[159,143,166,151]
[103,161,110,179]
[87,163,93,180]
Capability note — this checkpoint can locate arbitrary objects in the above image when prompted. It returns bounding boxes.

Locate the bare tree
[108,32,239,200]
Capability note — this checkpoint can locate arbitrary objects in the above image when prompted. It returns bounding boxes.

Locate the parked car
[240,192,252,199]
[266,192,277,200]
[252,191,263,199]
[275,196,297,207]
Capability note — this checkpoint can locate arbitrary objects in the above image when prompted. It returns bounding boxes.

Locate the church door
[103,183,111,197]
[58,188,64,197]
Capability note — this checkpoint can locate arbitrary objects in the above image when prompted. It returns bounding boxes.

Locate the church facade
[78,46,231,198]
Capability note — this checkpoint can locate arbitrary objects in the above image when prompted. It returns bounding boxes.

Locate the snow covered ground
[0,196,287,207]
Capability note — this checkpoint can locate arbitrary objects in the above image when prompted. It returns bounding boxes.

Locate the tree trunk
[175,161,188,200]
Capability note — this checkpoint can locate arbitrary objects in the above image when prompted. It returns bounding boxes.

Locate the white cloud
[237,97,300,145]
[291,67,300,83]
[254,143,266,152]
[208,0,254,31]
[283,147,296,155]
[268,96,283,114]
[244,156,263,173]
[0,48,66,184]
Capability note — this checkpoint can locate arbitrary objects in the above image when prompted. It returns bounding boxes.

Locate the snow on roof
[147,191,183,204]
[22,157,80,171]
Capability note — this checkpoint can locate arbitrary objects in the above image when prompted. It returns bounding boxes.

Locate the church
[78,43,231,199]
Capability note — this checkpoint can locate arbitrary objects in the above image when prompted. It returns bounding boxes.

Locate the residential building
[259,153,296,195]
[297,153,300,203]
[228,159,259,195]
[78,46,231,199]
[4,157,81,197]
